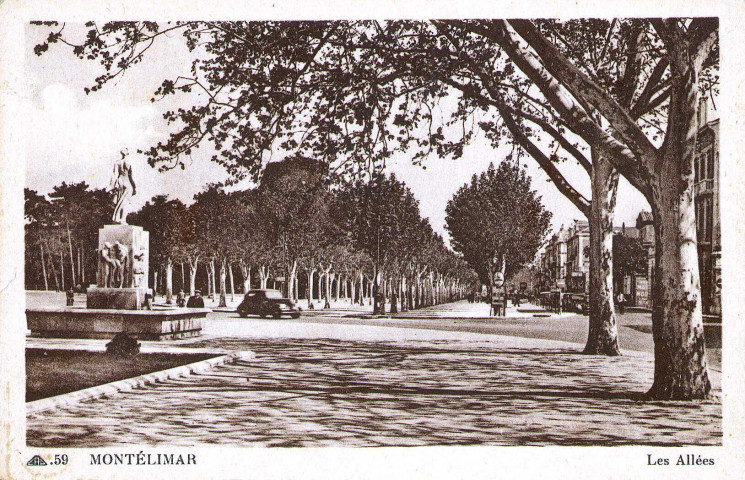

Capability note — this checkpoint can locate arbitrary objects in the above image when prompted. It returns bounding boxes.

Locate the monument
[87,149,151,309]
[26,149,207,340]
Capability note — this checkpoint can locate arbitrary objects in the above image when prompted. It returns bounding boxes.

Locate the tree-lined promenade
[25,158,479,313]
[33,18,719,399]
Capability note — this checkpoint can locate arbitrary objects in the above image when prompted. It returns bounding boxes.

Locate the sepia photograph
[2,1,744,479]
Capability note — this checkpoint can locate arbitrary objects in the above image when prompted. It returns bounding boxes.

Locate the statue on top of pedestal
[108,148,137,224]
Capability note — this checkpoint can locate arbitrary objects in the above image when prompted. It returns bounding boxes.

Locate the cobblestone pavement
[27,331,721,447]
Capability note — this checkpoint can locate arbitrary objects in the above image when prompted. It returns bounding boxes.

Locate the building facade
[634,114,721,316]
[565,221,590,293]
[694,116,721,316]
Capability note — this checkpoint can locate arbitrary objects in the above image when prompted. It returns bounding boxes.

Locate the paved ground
[26,299,721,447]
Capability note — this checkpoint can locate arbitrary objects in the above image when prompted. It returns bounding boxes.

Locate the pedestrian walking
[65,288,74,307]
[617,291,626,314]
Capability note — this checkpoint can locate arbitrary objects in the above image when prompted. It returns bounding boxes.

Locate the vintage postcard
[2,0,745,478]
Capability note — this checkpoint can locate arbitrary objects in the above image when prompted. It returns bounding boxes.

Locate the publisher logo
[27,455,47,466]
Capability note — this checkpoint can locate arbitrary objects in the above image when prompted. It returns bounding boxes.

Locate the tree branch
[451,20,649,196]
[508,19,659,163]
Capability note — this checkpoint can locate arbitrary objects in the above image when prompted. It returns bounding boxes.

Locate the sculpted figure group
[98,241,129,288]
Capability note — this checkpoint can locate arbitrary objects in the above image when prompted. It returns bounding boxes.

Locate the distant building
[545,226,570,290]
[510,265,542,295]
[539,222,587,292]
[565,220,590,293]
[614,224,644,305]
[634,109,721,316]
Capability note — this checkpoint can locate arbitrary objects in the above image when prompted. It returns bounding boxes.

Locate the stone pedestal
[87,287,152,310]
[87,224,150,310]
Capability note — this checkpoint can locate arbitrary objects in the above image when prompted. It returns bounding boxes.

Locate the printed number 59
[53,454,68,465]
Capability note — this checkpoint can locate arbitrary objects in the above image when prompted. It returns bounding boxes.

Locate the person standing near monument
[176,290,186,308]
[108,148,137,224]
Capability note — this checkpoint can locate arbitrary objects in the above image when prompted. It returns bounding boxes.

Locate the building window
[707,149,715,180]
[696,147,714,183]
[696,195,713,244]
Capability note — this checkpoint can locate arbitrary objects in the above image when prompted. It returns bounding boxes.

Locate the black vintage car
[237,289,300,319]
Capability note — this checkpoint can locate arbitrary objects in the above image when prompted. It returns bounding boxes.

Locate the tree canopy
[446,162,551,284]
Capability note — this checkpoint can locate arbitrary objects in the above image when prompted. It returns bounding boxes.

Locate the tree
[446,162,551,298]
[25,189,54,290]
[449,19,718,398]
[128,195,190,303]
[25,183,114,290]
[333,172,426,314]
[257,156,334,302]
[191,185,253,307]
[613,233,647,291]
[34,18,718,398]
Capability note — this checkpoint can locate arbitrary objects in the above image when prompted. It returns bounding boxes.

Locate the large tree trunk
[648,185,711,398]
[209,260,217,301]
[39,243,49,291]
[584,155,621,356]
[317,272,323,302]
[218,259,228,308]
[324,268,332,308]
[373,269,385,314]
[228,262,235,301]
[165,257,174,304]
[307,269,315,307]
[259,265,269,289]
[239,262,251,293]
[287,260,297,301]
[59,251,65,291]
[350,277,356,305]
[358,273,365,305]
[189,258,198,296]
[66,225,76,287]
[77,246,82,284]
[644,58,711,399]
[390,277,399,313]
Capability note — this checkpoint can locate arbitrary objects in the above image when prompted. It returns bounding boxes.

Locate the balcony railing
[694,179,714,196]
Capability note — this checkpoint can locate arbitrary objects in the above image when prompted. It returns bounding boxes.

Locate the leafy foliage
[24,183,114,289]
[446,162,551,283]
[612,233,647,281]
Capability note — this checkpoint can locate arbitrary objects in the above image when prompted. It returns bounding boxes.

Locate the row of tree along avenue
[25,159,479,313]
[34,18,718,398]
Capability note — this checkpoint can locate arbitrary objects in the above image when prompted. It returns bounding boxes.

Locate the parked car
[237,289,300,319]
[565,293,588,314]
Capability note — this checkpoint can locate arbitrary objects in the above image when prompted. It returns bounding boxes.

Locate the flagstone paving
[27,331,721,447]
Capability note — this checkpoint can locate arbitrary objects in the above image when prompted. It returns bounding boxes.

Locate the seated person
[186,290,205,308]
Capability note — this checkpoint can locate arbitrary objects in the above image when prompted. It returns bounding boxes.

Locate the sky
[24,23,654,247]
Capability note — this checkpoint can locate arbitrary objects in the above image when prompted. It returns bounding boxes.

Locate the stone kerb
[27,350,256,415]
